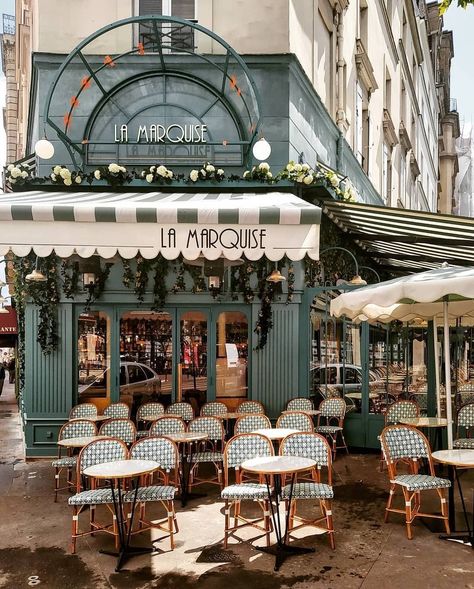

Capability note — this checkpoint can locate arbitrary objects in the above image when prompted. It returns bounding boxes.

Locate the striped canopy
[0,191,321,260]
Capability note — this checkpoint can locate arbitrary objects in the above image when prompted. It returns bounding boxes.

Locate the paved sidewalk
[0,385,473,589]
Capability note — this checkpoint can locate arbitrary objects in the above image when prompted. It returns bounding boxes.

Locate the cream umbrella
[330,264,474,448]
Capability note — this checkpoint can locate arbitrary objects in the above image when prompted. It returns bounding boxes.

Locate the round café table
[282,409,321,416]
[253,428,300,442]
[220,412,263,439]
[400,417,449,451]
[69,415,110,423]
[432,449,474,548]
[57,435,108,448]
[84,459,160,571]
[241,455,316,571]
[164,432,209,507]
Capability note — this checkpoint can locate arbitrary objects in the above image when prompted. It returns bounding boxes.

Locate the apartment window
[382,143,391,204]
[400,79,406,124]
[355,82,364,165]
[402,10,408,49]
[384,70,392,112]
[359,0,368,49]
[136,0,196,51]
[399,149,407,206]
[138,0,195,19]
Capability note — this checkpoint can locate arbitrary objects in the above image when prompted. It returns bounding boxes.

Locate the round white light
[252,138,271,161]
[34,139,55,160]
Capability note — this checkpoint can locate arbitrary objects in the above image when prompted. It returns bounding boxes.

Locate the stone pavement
[0,381,473,589]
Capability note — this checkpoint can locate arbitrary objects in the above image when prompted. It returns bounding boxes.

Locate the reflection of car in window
[311,363,378,397]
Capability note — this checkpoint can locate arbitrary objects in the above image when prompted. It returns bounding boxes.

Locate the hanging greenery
[134,255,153,301]
[121,258,134,289]
[254,259,275,350]
[60,259,80,299]
[151,256,169,310]
[84,263,113,311]
[171,258,186,293]
[286,262,295,304]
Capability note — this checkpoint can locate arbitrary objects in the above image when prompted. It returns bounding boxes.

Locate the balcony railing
[2,14,15,35]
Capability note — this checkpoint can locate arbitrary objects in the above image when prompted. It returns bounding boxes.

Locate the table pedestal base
[100,545,155,572]
[256,543,315,571]
[439,532,473,548]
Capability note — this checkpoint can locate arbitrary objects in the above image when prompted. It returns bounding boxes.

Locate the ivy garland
[286,263,295,304]
[84,263,113,311]
[121,258,134,289]
[151,256,169,310]
[60,259,80,299]
[171,258,186,293]
[254,259,275,350]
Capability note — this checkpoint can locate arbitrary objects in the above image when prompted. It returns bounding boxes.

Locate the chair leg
[167,500,175,550]
[403,489,413,540]
[385,485,395,522]
[224,500,230,548]
[438,489,450,534]
[324,500,336,549]
[340,431,349,454]
[70,507,78,554]
[234,500,240,530]
[264,500,271,547]
[90,505,96,536]
[54,468,60,502]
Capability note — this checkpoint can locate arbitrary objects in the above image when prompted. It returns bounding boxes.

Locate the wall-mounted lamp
[320,246,367,287]
[208,276,221,289]
[34,138,55,160]
[266,268,286,283]
[252,137,272,161]
[82,272,97,288]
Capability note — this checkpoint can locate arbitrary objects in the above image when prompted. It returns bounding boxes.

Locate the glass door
[178,310,208,415]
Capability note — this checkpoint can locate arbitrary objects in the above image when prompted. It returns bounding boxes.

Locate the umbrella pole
[432,317,441,417]
[443,301,453,449]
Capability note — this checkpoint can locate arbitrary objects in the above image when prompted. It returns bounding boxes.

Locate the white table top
[57,435,108,448]
[223,412,260,420]
[69,415,109,423]
[164,432,208,443]
[282,409,320,416]
[141,414,166,422]
[242,455,316,475]
[400,417,448,428]
[345,392,379,400]
[84,459,159,479]
[432,449,474,468]
[254,428,300,441]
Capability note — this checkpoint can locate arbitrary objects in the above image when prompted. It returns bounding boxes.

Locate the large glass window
[215,311,248,401]
[180,311,207,411]
[77,311,110,405]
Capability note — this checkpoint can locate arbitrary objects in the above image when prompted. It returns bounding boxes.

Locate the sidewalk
[0,384,473,588]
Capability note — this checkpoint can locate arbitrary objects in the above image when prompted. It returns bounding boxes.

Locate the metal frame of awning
[321,199,474,271]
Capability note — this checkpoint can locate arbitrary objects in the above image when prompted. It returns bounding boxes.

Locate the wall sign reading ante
[115,123,208,144]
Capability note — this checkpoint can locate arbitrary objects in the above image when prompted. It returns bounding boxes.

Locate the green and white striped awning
[0,191,321,260]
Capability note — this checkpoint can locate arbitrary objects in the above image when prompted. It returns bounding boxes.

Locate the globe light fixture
[266,268,286,283]
[34,139,55,160]
[25,268,47,282]
[252,137,271,161]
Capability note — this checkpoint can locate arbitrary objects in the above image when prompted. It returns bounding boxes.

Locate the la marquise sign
[114,123,208,144]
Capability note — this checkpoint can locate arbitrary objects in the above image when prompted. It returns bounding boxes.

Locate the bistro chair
[68,438,129,554]
[408,393,427,416]
[166,402,194,421]
[221,433,274,548]
[380,400,421,470]
[315,398,348,458]
[286,397,314,412]
[234,414,271,434]
[69,403,97,420]
[454,402,474,449]
[280,432,335,549]
[136,402,165,438]
[99,418,136,445]
[187,416,226,489]
[125,437,179,550]
[380,425,450,540]
[200,401,228,417]
[237,400,265,414]
[276,411,314,432]
[103,402,131,419]
[52,419,97,501]
[149,416,186,436]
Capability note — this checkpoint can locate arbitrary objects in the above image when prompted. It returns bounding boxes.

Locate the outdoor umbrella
[330,264,474,449]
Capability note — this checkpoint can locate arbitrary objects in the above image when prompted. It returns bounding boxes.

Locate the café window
[77,311,111,404]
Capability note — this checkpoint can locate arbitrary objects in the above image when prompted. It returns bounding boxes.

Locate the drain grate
[196,546,240,564]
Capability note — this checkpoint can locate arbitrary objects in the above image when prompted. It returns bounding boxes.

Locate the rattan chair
[200,401,228,417]
[103,402,130,419]
[52,420,97,501]
[68,438,128,553]
[237,400,265,414]
[187,417,226,489]
[166,402,194,421]
[286,397,314,412]
[280,432,335,549]
[380,425,450,539]
[454,402,474,449]
[234,414,271,434]
[221,433,274,548]
[99,418,136,445]
[315,398,348,457]
[149,416,186,436]
[136,402,165,438]
[380,400,420,470]
[276,411,314,432]
[69,403,97,420]
[125,437,179,550]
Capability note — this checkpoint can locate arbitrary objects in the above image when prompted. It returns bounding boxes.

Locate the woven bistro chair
[125,437,179,550]
[221,433,274,548]
[315,398,348,458]
[149,416,186,436]
[136,402,165,438]
[200,401,228,417]
[187,416,226,489]
[103,402,131,419]
[276,411,314,432]
[454,402,474,449]
[286,397,314,412]
[380,425,450,539]
[380,400,420,470]
[237,400,265,414]
[69,403,98,420]
[99,418,136,445]
[166,402,194,421]
[234,414,271,434]
[52,419,97,501]
[68,438,129,554]
[280,432,335,549]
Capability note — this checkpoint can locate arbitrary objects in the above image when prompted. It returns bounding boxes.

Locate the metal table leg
[439,466,474,548]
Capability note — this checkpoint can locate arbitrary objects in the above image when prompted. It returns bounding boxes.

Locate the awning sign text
[115,123,207,144]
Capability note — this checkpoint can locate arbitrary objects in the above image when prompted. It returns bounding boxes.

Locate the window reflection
[180,311,207,412]
[215,311,248,402]
[77,311,110,403]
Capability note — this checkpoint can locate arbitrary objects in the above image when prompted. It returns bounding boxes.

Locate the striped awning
[0,191,321,261]
[322,199,474,271]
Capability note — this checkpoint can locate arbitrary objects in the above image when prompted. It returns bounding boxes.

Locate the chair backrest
[166,402,194,421]
[318,398,346,419]
[234,414,271,434]
[77,438,128,479]
[385,400,420,425]
[224,433,274,484]
[188,416,225,443]
[104,402,131,418]
[69,403,97,419]
[457,402,474,431]
[200,401,228,417]
[280,432,332,482]
[286,397,314,412]
[136,402,165,422]
[58,419,97,441]
[276,411,314,432]
[237,400,265,414]
[149,416,186,435]
[380,425,432,474]
[99,418,136,444]
[130,436,178,474]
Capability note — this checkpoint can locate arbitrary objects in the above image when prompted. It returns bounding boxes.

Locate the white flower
[21,171,28,179]
[303,174,313,185]
[50,173,57,181]
[294,163,302,172]
[205,164,215,173]
[53,165,62,176]
[108,163,120,174]
[63,178,72,186]
[301,163,310,172]
[9,178,16,184]
[59,168,71,179]
[166,170,173,179]
[75,175,82,184]
[145,174,153,183]
[140,170,146,178]
[157,165,167,177]
[150,166,156,172]
[200,169,206,178]
[7,164,14,171]
[10,167,21,178]
[217,169,224,176]
[189,170,199,182]
[94,170,101,180]
[243,170,250,179]
[329,173,340,187]
[258,162,270,172]
[296,174,305,183]
[286,162,295,172]
[119,166,126,173]
[267,172,273,179]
